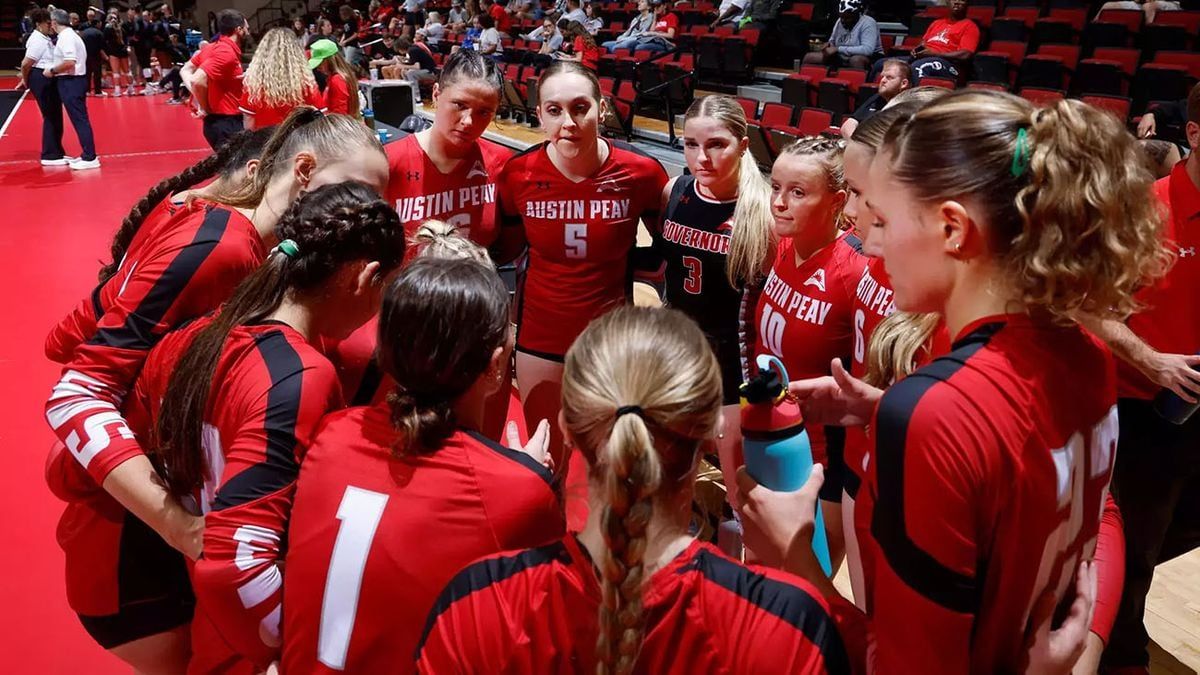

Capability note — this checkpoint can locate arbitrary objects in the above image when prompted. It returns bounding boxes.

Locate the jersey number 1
[318,486,390,670]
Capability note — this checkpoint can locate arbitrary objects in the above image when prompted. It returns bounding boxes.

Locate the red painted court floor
[0,77,210,673]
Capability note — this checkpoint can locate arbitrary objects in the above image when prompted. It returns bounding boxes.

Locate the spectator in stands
[309,17,335,47]
[461,13,484,50]
[476,13,504,57]
[602,0,653,52]
[369,33,402,65]
[79,13,105,96]
[68,11,80,28]
[20,2,39,43]
[160,32,193,105]
[481,0,513,37]
[802,0,881,70]
[381,35,439,106]
[711,0,748,29]
[403,0,428,33]
[562,0,587,25]
[309,38,361,116]
[1139,96,1193,150]
[239,27,326,130]
[1095,0,1181,24]
[507,0,537,21]
[526,17,564,50]
[908,0,978,82]
[559,20,600,71]
[839,59,910,137]
[292,17,310,44]
[419,11,445,46]
[448,0,470,32]
[338,4,363,66]
[46,8,99,169]
[634,0,678,53]
[583,4,603,34]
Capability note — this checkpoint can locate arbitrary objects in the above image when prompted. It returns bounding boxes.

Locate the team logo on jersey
[1180,246,1196,258]
[679,193,691,204]
[466,160,488,180]
[535,180,552,190]
[716,219,733,235]
[596,178,623,193]
[803,268,827,293]
[406,171,421,181]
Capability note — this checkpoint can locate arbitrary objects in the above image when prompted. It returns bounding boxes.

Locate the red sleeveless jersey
[281,404,564,675]
[857,314,1117,673]
[385,133,513,249]
[45,201,266,486]
[417,535,861,674]
[499,140,667,359]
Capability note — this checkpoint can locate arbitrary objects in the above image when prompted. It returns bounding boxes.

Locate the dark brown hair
[98,127,274,282]
[378,257,510,455]
[153,182,404,497]
[538,59,600,101]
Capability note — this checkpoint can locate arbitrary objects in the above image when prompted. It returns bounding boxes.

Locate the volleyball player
[652,95,770,511]
[281,257,563,674]
[745,136,864,565]
[417,306,859,674]
[43,126,272,365]
[131,184,402,673]
[496,61,667,529]
[739,91,1167,673]
[43,111,387,671]
[385,51,511,247]
[237,28,327,130]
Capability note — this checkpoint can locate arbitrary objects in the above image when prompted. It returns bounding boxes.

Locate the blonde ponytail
[726,148,776,287]
[864,311,942,388]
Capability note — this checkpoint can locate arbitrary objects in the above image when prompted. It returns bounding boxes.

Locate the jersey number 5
[682,256,702,295]
[565,223,587,259]
[318,486,390,670]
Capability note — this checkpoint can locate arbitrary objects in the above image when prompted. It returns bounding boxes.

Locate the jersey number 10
[318,486,390,670]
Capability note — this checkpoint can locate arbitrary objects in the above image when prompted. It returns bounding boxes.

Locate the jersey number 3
[682,256,703,295]
[318,486,390,670]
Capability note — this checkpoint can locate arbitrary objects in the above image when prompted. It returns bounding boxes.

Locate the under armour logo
[1180,247,1196,258]
[803,268,827,293]
[679,194,691,204]
[535,181,551,190]
[466,160,488,180]
[406,171,421,180]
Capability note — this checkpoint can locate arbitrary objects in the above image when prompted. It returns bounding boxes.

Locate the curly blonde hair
[242,27,318,109]
[883,90,1171,321]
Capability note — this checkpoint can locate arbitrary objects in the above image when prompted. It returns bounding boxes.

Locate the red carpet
[0,85,211,673]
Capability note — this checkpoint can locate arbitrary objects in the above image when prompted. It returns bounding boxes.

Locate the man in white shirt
[711,0,748,28]
[44,8,99,169]
[19,7,73,166]
[561,0,586,26]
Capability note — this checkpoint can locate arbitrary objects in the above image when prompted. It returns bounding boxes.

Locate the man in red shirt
[183,9,248,150]
[483,0,512,36]
[909,0,978,82]
[1086,83,1200,672]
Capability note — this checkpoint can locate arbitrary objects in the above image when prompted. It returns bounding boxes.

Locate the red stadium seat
[1020,87,1066,106]
[759,102,796,129]
[1081,95,1132,122]
[796,107,835,136]
[735,96,759,120]
[1153,51,1200,80]
[1096,9,1143,34]
[921,76,957,89]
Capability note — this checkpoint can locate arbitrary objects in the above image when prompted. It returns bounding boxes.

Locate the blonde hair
[242,27,317,109]
[865,312,941,387]
[683,95,774,287]
[561,307,722,675]
[412,220,490,263]
[207,109,379,208]
[885,85,950,110]
[777,136,846,193]
[884,90,1170,320]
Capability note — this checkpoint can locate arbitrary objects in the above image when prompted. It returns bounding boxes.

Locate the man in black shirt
[79,17,106,95]
[393,34,438,106]
[839,58,910,137]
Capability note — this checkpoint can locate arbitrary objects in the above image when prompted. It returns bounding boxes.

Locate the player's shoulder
[385,132,420,163]
[498,141,546,179]
[243,322,337,388]
[478,137,515,164]
[459,429,557,489]
[608,139,666,172]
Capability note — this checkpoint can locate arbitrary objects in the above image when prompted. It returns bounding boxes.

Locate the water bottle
[1154,358,1200,424]
[362,107,375,129]
[370,66,379,81]
[740,354,833,576]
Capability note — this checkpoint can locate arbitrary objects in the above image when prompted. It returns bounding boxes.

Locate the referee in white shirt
[45,8,99,169]
[19,8,72,166]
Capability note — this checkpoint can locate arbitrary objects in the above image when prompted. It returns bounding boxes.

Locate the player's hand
[1136,113,1156,139]
[787,358,883,427]
[1023,560,1096,675]
[736,464,826,581]
[1145,352,1200,402]
[16,79,27,90]
[507,419,554,471]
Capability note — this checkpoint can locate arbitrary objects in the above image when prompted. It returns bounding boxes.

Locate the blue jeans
[56,75,96,160]
[603,37,639,53]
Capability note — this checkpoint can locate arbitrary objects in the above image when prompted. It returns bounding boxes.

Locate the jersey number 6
[318,486,390,670]
[565,222,588,259]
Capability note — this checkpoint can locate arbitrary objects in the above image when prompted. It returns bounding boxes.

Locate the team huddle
[40,46,1192,675]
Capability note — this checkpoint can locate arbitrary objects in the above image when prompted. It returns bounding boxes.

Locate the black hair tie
[615,405,645,420]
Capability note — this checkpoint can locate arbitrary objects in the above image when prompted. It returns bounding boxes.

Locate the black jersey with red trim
[416,535,858,674]
[45,200,266,486]
[856,313,1117,673]
[654,175,739,346]
[281,403,564,675]
[385,134,513,250]
[498,140,667,359]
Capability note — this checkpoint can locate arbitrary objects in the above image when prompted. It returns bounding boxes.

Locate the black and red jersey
[45,200,266,486]
[416,535,858,674]
[281,403,564,675]
[857,313,1117,673]
[499,140,667,359]
[385,133,513,249]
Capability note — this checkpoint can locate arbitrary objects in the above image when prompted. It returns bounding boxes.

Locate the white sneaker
[69,157,101,170]
[40,156,79,166]
[113,88,123,97]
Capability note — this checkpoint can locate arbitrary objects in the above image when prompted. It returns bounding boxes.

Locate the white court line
[0,89,29,139]
[0,146,209,167]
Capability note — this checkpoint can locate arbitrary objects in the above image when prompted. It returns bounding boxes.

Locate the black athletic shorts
[77,512,195,649]
[819,424,847,503]
[711,337,744,406]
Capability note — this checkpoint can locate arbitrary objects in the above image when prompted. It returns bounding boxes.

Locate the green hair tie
[1010,127,1032,178]
[272,239,300,258]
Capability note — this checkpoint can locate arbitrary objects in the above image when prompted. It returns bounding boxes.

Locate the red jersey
[384,133,513,248]
[572,36,600,71]
[857,314,1117,673]
[238,85,327,128]
[281,404,564,675]
[324,73,352,116]
[45,195,189,364]
[489,3,512,33]
[130,317,341,671]
[193,35,244,115]
[922,17,980,54]
[499,140,667,358]
[651,12,679,36]
[417,535,858,674]
[45,201,266,486]
[1118,161,1200,399]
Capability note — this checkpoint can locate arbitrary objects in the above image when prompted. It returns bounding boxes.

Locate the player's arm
[182,60,210,113]
[192,361,340,667]
[1078,313,1200,401]
[489,166,527,266]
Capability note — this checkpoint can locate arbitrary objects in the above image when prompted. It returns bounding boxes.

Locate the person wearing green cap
[308,37,359,116]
